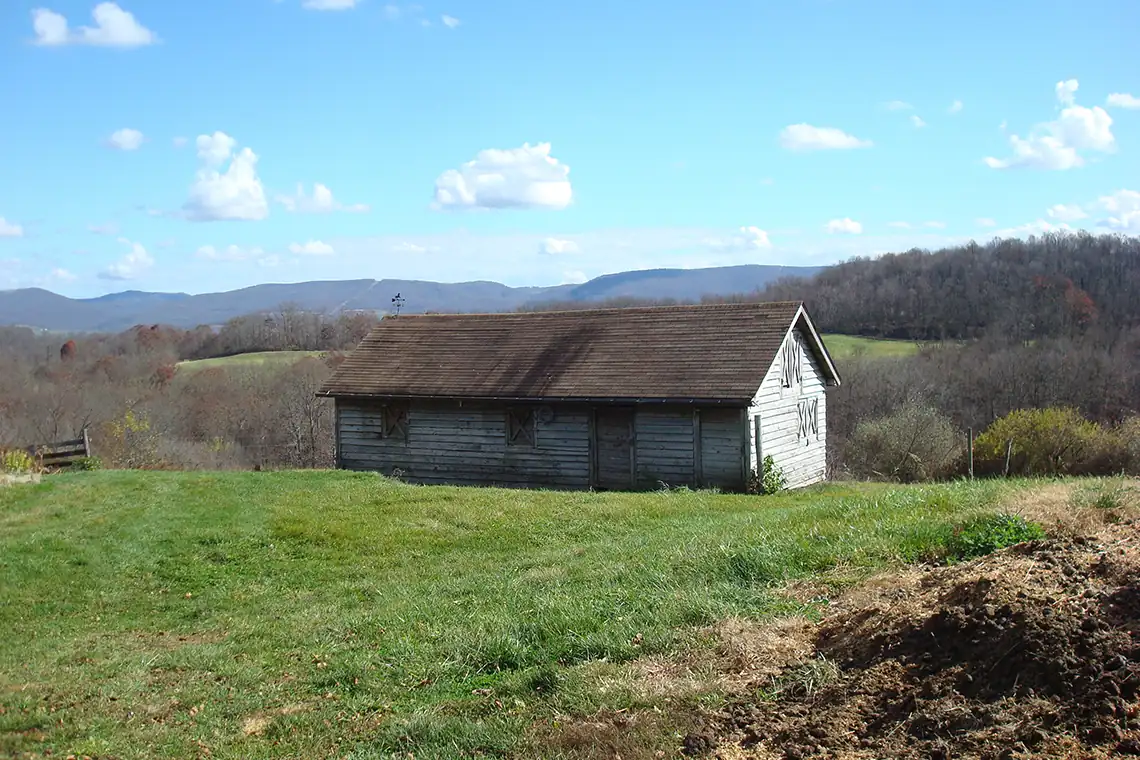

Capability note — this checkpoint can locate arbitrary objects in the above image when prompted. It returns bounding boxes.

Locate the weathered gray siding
[336,400,749,491]
[749,326,828,489]
[337,400,592,488]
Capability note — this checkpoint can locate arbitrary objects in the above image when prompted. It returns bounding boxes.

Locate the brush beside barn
[317,301,840,491]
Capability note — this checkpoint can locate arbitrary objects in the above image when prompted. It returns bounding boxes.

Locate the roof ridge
[385,300,803,320]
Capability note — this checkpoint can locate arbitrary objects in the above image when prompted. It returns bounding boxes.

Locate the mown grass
[176,350,324,371]
[820,333,928,359]
[0,471,1019,759]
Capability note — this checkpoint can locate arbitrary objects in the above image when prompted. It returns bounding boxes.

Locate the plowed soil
[686,519,1140,760]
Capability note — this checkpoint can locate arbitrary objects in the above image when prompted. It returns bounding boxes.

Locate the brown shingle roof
[318,301,825,402]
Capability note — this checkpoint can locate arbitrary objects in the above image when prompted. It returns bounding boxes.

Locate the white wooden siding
[750,326,828,489]
[338,401,592,488]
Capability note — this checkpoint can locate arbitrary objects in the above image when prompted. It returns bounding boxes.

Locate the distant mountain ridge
[0,264,819,332]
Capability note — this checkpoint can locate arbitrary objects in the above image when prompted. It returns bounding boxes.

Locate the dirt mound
[687,521,1140,760]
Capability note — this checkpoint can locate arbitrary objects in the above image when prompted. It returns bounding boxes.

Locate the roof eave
[316,391,752,406]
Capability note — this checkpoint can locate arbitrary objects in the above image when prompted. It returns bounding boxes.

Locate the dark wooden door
[595,408,635,490]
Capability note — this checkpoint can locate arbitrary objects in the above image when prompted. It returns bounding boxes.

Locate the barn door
[594,408,635,490]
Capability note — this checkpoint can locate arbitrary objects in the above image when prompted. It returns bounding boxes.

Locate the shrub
[947,513,1045,561]
[73,456,103,471]
[1120,417,1140,475]
[846,401,962,482]
[749,455,787,495]
[1,449,37,474]
[972,407,1119,477]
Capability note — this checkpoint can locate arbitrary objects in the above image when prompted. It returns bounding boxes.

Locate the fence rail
[26,429,92,470]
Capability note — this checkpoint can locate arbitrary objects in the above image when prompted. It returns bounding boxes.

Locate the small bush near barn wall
[1119,417,1140,475]
[973,407,1125,477]
[846,401,962,482]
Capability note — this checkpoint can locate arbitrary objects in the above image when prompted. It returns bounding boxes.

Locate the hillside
[0,264,819,332]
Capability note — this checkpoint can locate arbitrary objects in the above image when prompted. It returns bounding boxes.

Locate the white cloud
[1046,203,1088,222]
[993,219,1074,239]
[99,237,153,280]
[561,270,588,285]
[779,124,872,152]
[948,100,963,115]
[976,217,997,227]
[1097,189,1140,233]
[1055,78,1079,106]
[195,131,237,167]
[441,14,460,27]
[257,255,281,268]
[825,218,863,235]
[50,268,77,282]
[382,4,401,20]
[302,0,358,9]
[540,237,579,255]
[923,220,946,229]
[106,128,143,151]
[434,143,572,210]
[707,226,773,251]
[0,218,24,238]
[1107,93,1140,109]
[887,221,911,229]
[277,183,368,214]
[195,244,265,262]
[32,3,157,48]
[88,222,120,235]
[910,115,927,128]
[985,79,1115,170]
[289,240,335,256]
[183,132,269,222]
[884,100,912,111]
[172,136,188,148]
[392,241,435,253]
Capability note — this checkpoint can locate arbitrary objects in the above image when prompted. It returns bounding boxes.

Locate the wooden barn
[317,301,841,491]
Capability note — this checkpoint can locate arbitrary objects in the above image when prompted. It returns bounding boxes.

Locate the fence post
[82,426,91,458]
[967,428,974,480]
[1003,438,1013,478]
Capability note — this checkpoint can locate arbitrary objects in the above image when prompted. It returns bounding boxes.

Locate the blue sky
[1,0,1138,297]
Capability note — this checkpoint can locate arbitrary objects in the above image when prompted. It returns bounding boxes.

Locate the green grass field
[820,333,927,359]
[0,472,1019,759]
[176,350,324,371]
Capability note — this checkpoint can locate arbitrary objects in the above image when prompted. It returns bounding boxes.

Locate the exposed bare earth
[684,515,1140,759]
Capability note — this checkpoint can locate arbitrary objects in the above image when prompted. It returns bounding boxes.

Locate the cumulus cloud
[183,132,269,222]
[1056,78,1079,106]
[50,268,77,282]
[392,242,435,253]
[539,237,579,255]
[1047,203,1088,221]
[985,79,1115,170]
[993,220,1075,239]
[106,128,143,151]
[1097,189,1140,233]
[1107,93,1140,109]
[99,237,153,280]
[302,0,359,9]
[88,222,120,235]
[172,136,188,148]
[707,226,773,251]
[948,100,963,115]
[276,183,368,214]
[884,100,912,111]
[825,218,863,235]
[779,124,872,151]
[441,14,460,27]
[32,3,157,47]
[434,143,572,210]
[0,218,24,238]
[195,244,265,262]
[910,115,927,128]
[288,240,335,256]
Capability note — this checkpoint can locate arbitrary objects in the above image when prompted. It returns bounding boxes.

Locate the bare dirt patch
[684,518,1140,759]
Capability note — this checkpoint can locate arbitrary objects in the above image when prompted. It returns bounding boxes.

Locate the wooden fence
[27,429,93,470]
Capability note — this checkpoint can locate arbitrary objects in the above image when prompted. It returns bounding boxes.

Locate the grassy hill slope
[0,471,1019,759]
